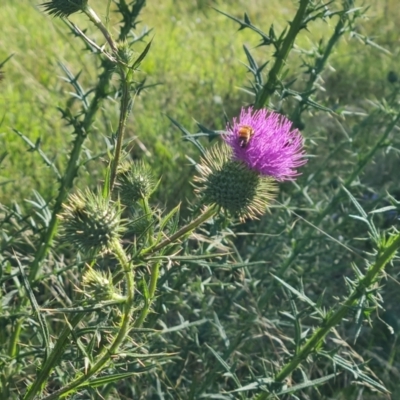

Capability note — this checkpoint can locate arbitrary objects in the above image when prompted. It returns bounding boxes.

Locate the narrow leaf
[131,38,153,70]
[16,256,52,359]
[205,343,242,388]
[168,115,206,154]
[79,367,155,388]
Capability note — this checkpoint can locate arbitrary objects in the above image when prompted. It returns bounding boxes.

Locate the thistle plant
[1,0,400,399]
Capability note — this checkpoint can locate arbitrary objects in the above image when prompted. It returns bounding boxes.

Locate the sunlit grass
[1,1,400,398]
[1,0,399,204]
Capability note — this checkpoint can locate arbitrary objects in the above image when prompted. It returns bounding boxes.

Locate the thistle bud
[82,268,122,302]
[116,161,155,205]
[59,190,124,256]
[117,41,135,65]
[194,144,276,220]
[41,0,89,18]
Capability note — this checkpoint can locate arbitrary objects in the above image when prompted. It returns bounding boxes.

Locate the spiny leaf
[168,115,206,154]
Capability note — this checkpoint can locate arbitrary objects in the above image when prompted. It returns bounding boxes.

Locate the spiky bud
[117,41,135,65]
[194,143,276,221]
[59,190,124,256]
[116,161,155,205]
[82,268,122,302]
[41,0,88,18]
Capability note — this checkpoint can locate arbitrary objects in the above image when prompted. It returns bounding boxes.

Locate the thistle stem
[141,204,219,256]
[256,232,400,399]
[141,197,155,246]
[130,206,218,327]
[83,3,134,191]
[23,314,85,400]
[291,2,350,123]
[133,261,161,328]
[84,6,117,53]
[110,77,131,189]
[38,241,134,400]
[255,0,310,108]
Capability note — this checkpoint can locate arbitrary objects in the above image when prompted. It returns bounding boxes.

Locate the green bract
[59,190,124,256]
[117,41,135,65]
[194,143,276,220]
[116,161,155,205]
[82,268,122,302]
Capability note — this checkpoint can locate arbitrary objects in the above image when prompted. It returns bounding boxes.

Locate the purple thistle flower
[224,107,307,181]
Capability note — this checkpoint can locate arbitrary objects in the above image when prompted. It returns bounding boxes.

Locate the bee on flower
[194,107,307,220]
[224,107,307,181]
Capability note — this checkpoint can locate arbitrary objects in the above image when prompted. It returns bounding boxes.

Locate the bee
[237,125,255,148]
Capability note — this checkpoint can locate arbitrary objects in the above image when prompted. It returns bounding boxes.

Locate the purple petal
[224,107,307,181]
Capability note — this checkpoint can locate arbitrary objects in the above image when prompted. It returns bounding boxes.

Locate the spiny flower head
[194,143,276,221]
[41,0,88,18]
[81,267,122,302]
[59,190,124,256]
[116,161,156,206]
[224,107,307,181]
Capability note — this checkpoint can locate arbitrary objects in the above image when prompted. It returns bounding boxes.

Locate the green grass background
[2,0,400,398]
[2,0,399,205]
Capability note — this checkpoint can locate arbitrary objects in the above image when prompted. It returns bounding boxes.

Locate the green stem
[39,241,134,400]
[128,206,219,328]
[256,232,400,399]
[23,314,85,400]
[110,77,131,189]
[255,0,310,109]
[84,6,117,53]
[148,262,160,299]
[291,3,349,123]
[133,261,161,328]
[8,318,23,358]
[141,204,219,257]
[261,110,400,303]
[142,197,155,246]
[113,204,218,286]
